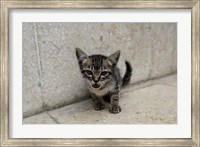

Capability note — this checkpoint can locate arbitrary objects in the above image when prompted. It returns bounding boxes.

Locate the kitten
[75,48,132,114]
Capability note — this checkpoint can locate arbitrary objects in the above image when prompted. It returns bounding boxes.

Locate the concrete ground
[23,74,177,124]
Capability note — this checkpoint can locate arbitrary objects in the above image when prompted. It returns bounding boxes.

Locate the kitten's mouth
[92,84,101,89]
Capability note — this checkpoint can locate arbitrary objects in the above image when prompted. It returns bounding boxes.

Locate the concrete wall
[23,23,177,118]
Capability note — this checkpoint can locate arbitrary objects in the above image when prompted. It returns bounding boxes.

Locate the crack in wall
[33,23,46,111]
[147,24,153,78]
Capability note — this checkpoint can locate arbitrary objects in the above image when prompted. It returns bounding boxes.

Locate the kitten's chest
[89,86,113,97]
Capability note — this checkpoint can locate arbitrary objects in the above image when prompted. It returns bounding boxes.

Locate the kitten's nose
[93,75,99,83]
[93,79,99,83]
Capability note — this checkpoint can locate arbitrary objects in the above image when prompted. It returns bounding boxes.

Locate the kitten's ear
[75,48,88,64]
[107,50,120,67]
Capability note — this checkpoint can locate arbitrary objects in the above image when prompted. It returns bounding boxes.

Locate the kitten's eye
[101,71,109,76]
[85,70,93,76]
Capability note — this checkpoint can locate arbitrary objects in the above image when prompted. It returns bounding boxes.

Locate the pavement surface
[23,74,177,124]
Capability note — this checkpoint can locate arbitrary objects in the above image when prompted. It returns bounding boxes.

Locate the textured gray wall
[23,23,177,118]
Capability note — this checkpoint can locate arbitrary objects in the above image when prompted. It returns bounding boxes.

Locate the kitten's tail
[122,61,132,87]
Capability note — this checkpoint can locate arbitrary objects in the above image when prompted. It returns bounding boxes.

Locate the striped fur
[75,48,132,114]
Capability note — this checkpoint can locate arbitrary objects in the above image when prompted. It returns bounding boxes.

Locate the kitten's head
[75,48,120,90]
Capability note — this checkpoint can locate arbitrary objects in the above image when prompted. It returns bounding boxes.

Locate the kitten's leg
[91,93,104,111]
[109,92,121,114]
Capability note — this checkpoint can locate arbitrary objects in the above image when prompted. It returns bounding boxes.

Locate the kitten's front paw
[94,103,104,111]
[109,105,121,114]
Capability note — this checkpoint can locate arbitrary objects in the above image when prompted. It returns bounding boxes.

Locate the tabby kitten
[75,48,132,114]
